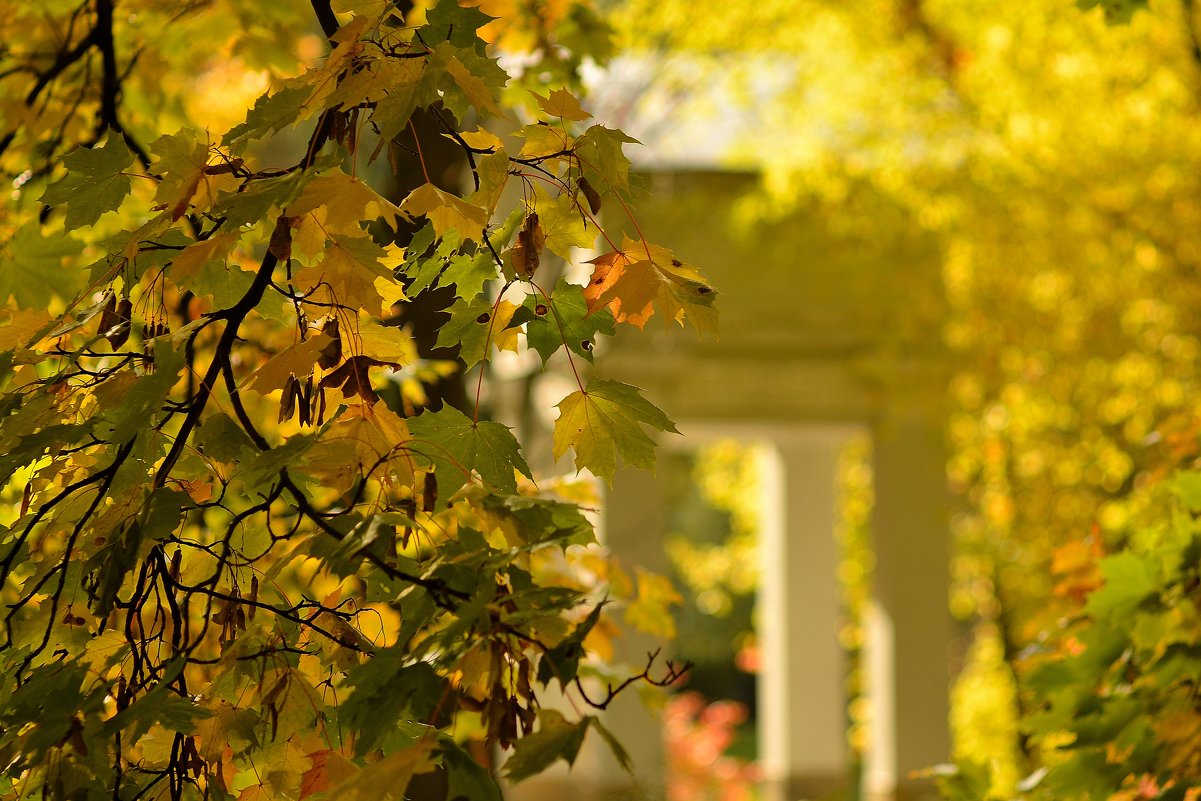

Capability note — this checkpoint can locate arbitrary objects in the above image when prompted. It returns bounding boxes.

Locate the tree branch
[311,0,341,42]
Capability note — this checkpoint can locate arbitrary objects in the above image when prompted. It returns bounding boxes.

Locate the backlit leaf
[553,379,678,481]
[407,403,531,497]
[41,136,134,228]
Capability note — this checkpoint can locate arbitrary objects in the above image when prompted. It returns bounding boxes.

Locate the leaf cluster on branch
[0,1,713,799]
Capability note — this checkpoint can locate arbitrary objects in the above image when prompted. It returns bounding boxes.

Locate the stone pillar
[760,427,857,801]
[867,390,952,801]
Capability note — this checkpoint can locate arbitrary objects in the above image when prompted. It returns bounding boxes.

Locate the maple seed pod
[107,298,133,349]
[514,212,544,278]
[268,215,294,261]
[422,471,437,512]
[318,317,342,369]
[299,375,313,427]
[279,374,299,423]
[579,176,602,215]
[97,292,117,334]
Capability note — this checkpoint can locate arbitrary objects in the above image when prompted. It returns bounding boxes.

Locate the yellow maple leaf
[399,183,487,240]
[293,234,399,313]
[534,88,592,122]
[458,128,503,150]
[287,170,405,232]
[492,299,522,352]
[171,231,240,285]
[243,333,332,395]
[347,316,418,363]
[445,53,500,114]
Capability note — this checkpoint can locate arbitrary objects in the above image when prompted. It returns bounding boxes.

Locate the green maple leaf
[435,293,496,367]
[575,125,638,194]
[223,83,314,149]
[340,651,444,756]
[537,602,603,688]
[525,279,614,364]
[211,170,305,226]
[40,136,135,228]
[553,379,677,481]
[590,717,633,774]
[441,738,503,801]
[0,221,84,305]
[149,129,209,218]
[1085,551,1159,621]
[441,249,498,300]
[537,192,596,259]
[503,710,590,783]
[407,404,531,498]
[421,0,495,49]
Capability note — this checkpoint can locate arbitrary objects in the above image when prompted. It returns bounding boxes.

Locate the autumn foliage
[0,1,712,799]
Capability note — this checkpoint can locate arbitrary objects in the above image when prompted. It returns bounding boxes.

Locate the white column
[868,397,952,801]
[760,427,858,801]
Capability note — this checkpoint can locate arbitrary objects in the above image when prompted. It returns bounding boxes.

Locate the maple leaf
[467,149,511,215]
[243,334,333,395]
[369,60,426,144]
[350,317,418,364]
[583,237,717,332]
[300,750,358,800]
[534,88,592,121]
[518,123,573,159]
[504,710,591,783]
[553,380,678,481]
[525,279,615,364]
[407,404,532,498]
[400,183,488,241]
[575,125,638,193]
[441,739,503,801]
[310,404,417,487]
[40,136,134,228]
[0,221,84,306]
[537,192,596,259]
[326,740,437,801]
[293,234,400,313]
[150,129,220,219]
[444,49,501,114]
[435,294,517,368]
[170,231,241,288]
[286,170,405,231]
[222,84,314,149]
[582,248,653,327]
[0,309,55,350]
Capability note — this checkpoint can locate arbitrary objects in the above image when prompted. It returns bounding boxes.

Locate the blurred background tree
[597,0,1201,796]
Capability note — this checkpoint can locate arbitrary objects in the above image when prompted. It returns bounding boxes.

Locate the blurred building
[506,57,956,801]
